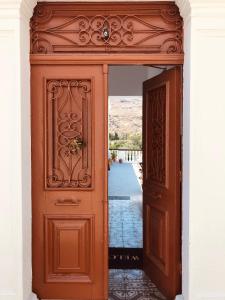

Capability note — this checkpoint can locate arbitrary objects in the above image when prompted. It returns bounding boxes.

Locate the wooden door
[143,67,181,299]
[31,64,108,299]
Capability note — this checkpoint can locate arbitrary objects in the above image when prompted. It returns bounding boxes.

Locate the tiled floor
[109,269,167,300]
[108,164,166,299]
[108,162,142,196]
[109,163,166,300]
[108,162,143,248]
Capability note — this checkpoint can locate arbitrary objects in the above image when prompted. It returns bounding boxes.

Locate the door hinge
[179,170,182,182]
[180,81,183,137]
[178,262,182,275]
[180,122,183,136]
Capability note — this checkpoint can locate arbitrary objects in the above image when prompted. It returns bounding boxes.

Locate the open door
[31,64,108,299]
[143,67,182,299]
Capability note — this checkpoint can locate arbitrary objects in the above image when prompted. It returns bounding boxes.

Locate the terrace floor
[108,162,143,248]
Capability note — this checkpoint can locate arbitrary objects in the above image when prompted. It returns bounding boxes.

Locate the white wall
[109,66,162,96]
[180,5,225,300]
[0,1,225,300]
[0,18,20,300]
[0,1,36,300]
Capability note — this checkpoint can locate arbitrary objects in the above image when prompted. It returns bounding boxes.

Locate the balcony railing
[109,149,142,163]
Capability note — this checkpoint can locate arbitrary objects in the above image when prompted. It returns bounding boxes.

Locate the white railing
[109,149,142,163]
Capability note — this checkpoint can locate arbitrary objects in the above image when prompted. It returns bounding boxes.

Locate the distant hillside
[109,96,142,137]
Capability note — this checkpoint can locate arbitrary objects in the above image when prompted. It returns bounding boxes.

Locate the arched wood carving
[30,2,183,54]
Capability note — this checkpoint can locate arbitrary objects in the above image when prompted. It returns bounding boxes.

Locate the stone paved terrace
[108,162,143,248]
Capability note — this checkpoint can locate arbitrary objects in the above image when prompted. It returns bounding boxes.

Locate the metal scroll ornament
[30,4,183,54]
[149,85,166,186]
[46,79,92,189]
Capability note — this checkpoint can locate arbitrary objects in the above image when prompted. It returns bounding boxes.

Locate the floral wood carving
[148,85,166,186]
[46,79,92,189]
[30,3,183,54]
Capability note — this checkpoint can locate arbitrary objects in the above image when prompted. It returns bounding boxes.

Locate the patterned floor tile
[109,269,167,300]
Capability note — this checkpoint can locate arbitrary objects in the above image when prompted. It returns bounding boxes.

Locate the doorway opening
[30,2,184,299]
[108,65,181,300]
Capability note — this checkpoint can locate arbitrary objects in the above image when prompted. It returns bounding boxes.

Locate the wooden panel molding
[32,64,106,299]
[146,83,167,187]
[145,204,169,275]
[46,79,92,189]
[143,68,181,298]
[30,2,183,55]
[45,215,94,283]
[30,53,184,65]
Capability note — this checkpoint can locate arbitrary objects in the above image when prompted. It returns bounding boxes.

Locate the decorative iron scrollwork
[148,85,166,186]
[46,79,92,189]
[30,3,183,54]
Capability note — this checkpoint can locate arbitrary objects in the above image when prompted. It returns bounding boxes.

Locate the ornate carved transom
[148,85,166,185]
[46,79,92,189]
[30,3,183,54]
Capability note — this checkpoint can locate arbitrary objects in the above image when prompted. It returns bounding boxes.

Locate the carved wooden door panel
[31,64,107,299]
[143,68,181,299]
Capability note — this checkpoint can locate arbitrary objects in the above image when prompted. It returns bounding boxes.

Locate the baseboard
[200,297,225,300]
[175,295,184,300]
[29,292,39,300]
[0,291,39,300]
[0,293,17,300]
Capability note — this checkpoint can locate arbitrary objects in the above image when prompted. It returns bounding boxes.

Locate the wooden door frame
[30,54,184,299]
[31,53,183,299]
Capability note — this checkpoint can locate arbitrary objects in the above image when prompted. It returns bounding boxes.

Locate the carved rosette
[46,79,92,189]
[30,3,183,54]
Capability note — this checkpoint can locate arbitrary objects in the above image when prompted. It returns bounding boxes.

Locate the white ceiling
[109,66,162,96]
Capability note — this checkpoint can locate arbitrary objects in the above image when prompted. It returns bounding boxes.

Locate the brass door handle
[76,139,83,147]
[55,199,81,206]
[67,137,84,154]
